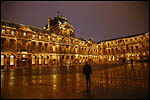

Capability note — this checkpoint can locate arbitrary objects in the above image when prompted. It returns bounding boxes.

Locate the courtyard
[1,62,149,99]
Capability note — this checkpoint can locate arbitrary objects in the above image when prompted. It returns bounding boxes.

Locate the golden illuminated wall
[1,22,99,68]
[1,20,149,69]
[98,32,149,63]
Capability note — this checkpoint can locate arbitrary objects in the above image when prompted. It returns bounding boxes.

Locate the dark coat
[83,63,92,76]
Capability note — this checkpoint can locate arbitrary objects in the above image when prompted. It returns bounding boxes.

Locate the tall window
[125,40,128,44]
[10,55,14,65]
[53,45,55,52]
[131,46,133,52]
[1,55,5,65]
[32,55,36,64]
[23,32,27,36]
[32,34,35,38]
[11,31,15,35]
[2,29,5,34]
[111,42,113,46]
[39,35,41,39]
[45,56,48,64]
[130,39,133,43]
[39,42,42,52]
[136,46,138,49]
[45,36,48,41]
[141,37,144,41]
[135,38,137,42]
[115,41,117,45]
[39,56,42,64]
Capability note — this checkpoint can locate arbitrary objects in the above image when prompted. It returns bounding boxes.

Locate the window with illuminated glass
[39,56,42,64]
[1,55,5,65]
[141,37,144,41]
[11,30,15,35]
[2,29,5,34]
[115,41,117,46]
[22,55,26,58]
[134,38,137,42]
[32,34,35,38]
[111,42,113,46]
[23,32,27,36]
[125,40,127,43]
[39,35,41,39]
[45,56,48,64]
[45,36,48,41]
[32,55,36,64]
[10,55,14,65]
[53,45,56,52]
[130,39,133,43]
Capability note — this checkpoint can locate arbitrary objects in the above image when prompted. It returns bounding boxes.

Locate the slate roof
[1,20,51,34]
[98,32,147,43]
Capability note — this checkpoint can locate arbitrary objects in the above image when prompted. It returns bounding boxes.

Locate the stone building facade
[97,32,149,64]
[1,16,149,69]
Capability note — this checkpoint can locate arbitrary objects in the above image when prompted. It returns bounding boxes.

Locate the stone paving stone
[1,62,149,99]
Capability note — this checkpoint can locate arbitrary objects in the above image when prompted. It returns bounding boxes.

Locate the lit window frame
[2,29,5,34]
[39,35,42,39]
[32,34,35,38]
[10,55,15,65]
[11,30,15,35]
[23,32,27,36]
[1,55,5,66]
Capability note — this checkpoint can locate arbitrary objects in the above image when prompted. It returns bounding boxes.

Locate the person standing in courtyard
[83,61,92,90]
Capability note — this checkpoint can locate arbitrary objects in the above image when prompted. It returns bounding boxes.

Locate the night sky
[1,1,149,42]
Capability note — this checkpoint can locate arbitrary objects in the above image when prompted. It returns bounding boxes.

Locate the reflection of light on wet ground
[39,80,42,84]
[52,74,57,91]
[53,84,56,90]
[67,66,69,72]
[1,73,4,78]
[32,80,36,84]
[52,74,57,80]
[1,62,149,99]
[1,73,4,88]
[144,63,147,66]
[9,72,15,80]
[10,76,15,80]
[76,73,80,81]
[9,80,14,87]
[93,63,149,90]
[10,72,14,75]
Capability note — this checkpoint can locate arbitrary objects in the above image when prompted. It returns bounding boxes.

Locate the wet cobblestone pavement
[1,62,149,99]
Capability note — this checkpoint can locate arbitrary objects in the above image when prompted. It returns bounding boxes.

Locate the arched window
[32,55,36,64]
[32,34,35,38]
[2,29,5,34]
[39,56,42,64]
[1,55,5,65]
[11,31,15,35]
[10,55,15,65]
[39,35,41,39]
[23,32,27,36]
[53,45,56,52]
[45,56,48,64]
